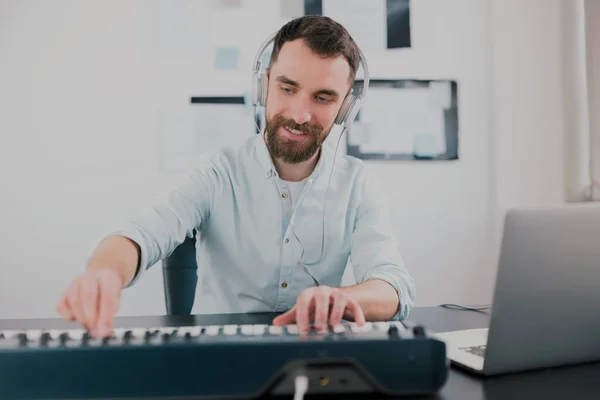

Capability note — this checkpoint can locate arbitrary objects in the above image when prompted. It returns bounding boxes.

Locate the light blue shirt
[112,133,415,320]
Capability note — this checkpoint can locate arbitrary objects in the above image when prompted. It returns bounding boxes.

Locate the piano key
[223,325,238,335]
[130,328,147,339]
[112,328,128,338]
[268,325,283,335]
[158,327,176,335]
[2,330,21,340]
[205,326,220,336]
[177,326,202,337]
[68,329,86,340]
[47,330,63,340]
[240,325,254,335]
[252,325,267,335]
[286,325,298,335]
[373,322,389,331]
[26,329,44,341]
[350,322,373,333]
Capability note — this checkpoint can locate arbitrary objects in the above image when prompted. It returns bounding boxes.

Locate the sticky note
[280,0,304,18]
[214,47,239,70]
[413,134,438,158]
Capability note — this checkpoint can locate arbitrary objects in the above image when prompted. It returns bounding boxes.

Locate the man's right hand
[56,267,123,338]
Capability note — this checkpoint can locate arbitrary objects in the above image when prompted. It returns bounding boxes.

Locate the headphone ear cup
[335,93,356,125]
[260,73,269,106]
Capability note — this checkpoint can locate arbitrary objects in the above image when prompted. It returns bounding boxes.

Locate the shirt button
[284,238,289,244]
[281,193,287,198]
[281,282,288,288]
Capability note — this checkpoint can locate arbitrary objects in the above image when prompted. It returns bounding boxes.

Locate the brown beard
[265,114,327,164]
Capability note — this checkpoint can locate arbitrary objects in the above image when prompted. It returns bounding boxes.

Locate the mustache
[271,115,322,136]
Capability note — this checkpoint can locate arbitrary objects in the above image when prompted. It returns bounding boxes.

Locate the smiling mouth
[280,126,310,140]
[285,126,306,136]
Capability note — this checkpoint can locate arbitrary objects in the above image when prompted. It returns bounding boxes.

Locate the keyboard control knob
[412,325,426,337]
[387,325,399,337]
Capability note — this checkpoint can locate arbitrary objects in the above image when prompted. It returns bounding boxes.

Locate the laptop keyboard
[461,344,486,358]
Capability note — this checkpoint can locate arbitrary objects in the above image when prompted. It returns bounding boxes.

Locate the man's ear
[265,67,270,78]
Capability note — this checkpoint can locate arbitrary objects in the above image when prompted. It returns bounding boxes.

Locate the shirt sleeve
[349,168,415,320]
[109,152,223,287]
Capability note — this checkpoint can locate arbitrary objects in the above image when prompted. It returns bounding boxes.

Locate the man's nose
[290,99,312,125]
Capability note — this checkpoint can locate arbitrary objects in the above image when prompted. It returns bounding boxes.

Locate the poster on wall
[304,0,411,51]
[346,79,459,161]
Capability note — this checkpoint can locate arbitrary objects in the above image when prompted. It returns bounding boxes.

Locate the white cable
[293,374,309,400]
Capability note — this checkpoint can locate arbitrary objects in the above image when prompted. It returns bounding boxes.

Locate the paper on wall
[353,87,446,156]
[429,81,452,110]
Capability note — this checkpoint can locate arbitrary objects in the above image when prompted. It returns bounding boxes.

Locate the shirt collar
[254,130,335,182]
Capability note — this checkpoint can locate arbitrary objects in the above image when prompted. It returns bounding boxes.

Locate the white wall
[0,0,588,319]
[584,0,600,200]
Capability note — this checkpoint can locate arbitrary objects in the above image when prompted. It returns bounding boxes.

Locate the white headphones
[251,31,370,128]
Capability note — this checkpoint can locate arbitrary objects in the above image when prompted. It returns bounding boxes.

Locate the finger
[313,289,330,331]
[56,294,74,321]
[96,274,121,337]
[79,274,100,334]
[296,290,314,333]
[66,277,86,330]
[328,292,347,328]
[346,298,366,325]
[272,305,296,326]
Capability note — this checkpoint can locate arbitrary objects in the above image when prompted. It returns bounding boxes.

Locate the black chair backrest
[162,230,198,315]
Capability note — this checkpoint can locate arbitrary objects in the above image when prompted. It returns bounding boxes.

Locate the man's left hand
[272,286,366,333]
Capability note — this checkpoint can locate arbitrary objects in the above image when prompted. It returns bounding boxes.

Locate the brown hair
[269,15,361,83]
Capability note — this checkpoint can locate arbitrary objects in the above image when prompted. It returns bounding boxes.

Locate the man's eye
[281,87,293,94]
[317,96,330,103]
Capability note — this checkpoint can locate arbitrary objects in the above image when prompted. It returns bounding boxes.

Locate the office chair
[162,229,198,315]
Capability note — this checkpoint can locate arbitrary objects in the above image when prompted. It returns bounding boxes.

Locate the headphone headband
[251,30,369,127]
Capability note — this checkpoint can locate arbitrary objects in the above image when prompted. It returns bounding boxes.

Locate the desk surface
[1,306,599,400]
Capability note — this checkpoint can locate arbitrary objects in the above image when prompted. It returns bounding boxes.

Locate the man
[56,16,415,338]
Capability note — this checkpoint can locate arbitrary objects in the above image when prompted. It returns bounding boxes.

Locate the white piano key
[350,322,373,333]
[177,326,202,336]
[189,326,203,336]
[268,325,283,335]
[252,325,267,335]
[66,329,85,340]
[26,329,43,340]
[373,322,389,331]
[223,325,238,335]
[286,325,298,334]
[332,325,345,334]
[112,328,127,338]
[2,330,21,339]
[130,328,147,339]
[47,330,63,340]
[158,327,176,335]
[240,325,254,335]
[205,326,220,336]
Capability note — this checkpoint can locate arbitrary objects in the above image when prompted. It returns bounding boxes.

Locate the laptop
[434,204,600,376]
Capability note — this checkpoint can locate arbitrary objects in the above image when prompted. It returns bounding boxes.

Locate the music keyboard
[0,320,448,399]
